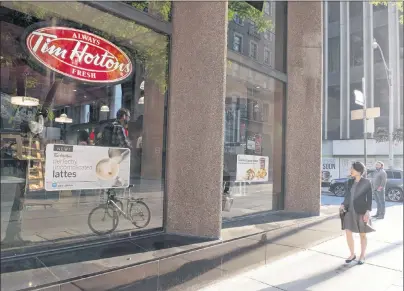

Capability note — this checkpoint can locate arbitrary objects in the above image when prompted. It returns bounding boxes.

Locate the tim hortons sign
[25,26,133,84]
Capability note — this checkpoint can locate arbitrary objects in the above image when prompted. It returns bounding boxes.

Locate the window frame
[233,32,243,53]
[249,40,258,60]
[264,1,272,16]
[264,47,272,66]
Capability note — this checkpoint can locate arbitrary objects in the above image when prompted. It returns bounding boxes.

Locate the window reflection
[1,1,168,251]
[224,62,285,218]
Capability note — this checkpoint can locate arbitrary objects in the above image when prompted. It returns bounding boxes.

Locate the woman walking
[340,162,374,265]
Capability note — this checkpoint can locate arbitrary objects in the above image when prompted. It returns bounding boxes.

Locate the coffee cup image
[95,158,120,181]
[95,148,130,187]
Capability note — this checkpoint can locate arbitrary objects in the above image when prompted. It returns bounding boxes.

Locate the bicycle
[87,187,151,235]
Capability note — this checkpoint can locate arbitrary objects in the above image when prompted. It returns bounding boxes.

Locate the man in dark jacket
[372,161,387,219]
[111,108,132,149]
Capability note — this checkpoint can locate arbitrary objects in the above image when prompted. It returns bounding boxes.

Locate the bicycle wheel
[88,204,119,235]
[129,201,151,228]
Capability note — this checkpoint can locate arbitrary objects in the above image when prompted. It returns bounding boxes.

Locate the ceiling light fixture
[100,105,110,112]
[11,96,39,107]
[11,74,39,106]
[55,113,73,123]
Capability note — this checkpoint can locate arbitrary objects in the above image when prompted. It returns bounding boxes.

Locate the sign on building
[322,158,340,182]
[24,25,133,84]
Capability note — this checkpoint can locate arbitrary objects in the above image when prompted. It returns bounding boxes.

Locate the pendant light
[11,74,39,107]
[55,107,73,123]
[100,105,110,112]
[55,113,73,123]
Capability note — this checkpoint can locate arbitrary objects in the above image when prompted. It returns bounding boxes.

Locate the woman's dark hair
[352,161,366,175]
[77,130,89,143]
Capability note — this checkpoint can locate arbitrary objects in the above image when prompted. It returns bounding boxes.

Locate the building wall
[166,1,228,238]
[284,1,323,215]
[324,2,404,141]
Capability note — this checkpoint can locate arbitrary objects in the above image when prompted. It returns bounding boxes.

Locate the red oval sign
[25,27,133,84]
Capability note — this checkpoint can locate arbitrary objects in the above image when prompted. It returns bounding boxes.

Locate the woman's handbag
[222,193,234,212]
[339,209,346,230]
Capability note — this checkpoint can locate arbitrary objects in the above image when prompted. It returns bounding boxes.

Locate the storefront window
[1,1,168,253]
[223,62,285,218]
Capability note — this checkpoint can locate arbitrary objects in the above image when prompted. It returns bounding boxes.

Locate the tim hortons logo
[25,26,133,83]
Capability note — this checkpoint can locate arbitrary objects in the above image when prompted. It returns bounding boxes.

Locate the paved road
[200,203,403,291]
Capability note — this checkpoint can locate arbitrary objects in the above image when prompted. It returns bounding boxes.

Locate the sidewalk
[200,203,403,291]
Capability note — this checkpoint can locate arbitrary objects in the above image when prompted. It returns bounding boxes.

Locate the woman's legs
[359,233,367,260]
[345,230,355,258]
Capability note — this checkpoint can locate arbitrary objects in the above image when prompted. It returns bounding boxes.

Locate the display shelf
[22,137,45,191]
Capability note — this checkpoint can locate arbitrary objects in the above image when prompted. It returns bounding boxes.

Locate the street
[200,198,403,291]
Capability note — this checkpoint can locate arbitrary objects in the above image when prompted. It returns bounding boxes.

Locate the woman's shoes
[357,257,365,265]
[345,255,356,263]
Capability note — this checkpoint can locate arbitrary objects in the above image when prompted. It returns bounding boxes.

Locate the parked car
[329,169,403,202]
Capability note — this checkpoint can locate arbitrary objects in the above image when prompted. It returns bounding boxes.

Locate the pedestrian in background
[340,162,374,265]
[77,130,89,145]
[372,161,387,219]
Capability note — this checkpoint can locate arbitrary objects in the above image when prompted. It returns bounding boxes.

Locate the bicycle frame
[107,198,133,222]
[106,195,145,223]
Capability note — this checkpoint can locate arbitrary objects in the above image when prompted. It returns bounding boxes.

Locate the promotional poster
[236,154,269,182]
[45,144,130,191]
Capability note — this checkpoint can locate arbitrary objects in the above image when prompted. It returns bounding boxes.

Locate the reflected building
[323,2,403,172]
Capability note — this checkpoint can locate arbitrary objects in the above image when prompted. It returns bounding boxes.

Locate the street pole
[362,77,367,170]
[388,71,394,169]
[373,39,394,169]
[387,2,395,169]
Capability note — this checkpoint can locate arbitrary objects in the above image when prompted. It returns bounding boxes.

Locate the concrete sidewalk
[200,203,403,291]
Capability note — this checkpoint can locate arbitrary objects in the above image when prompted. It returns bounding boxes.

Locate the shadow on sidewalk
[1,214,341,291]
[222,210,313,229]
[105,215,340,291]
[256,263,356,291]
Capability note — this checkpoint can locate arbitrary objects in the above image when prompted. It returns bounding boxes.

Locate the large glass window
[328,1,340,23]
[350,32,363,67]
[224,62,285,219]
[328,37,340,72]
[327,86,341,140]
[1,1,168,253]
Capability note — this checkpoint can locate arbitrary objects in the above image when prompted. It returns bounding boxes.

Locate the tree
[372,1,404,24]
[228,1,273,32]
[374,127,403,143]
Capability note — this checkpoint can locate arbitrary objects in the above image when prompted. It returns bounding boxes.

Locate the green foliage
[372,1,404,24]
[26,76,38,89]
[125,1,171,22]
[228,1,273,32]
[374,127,403,143]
